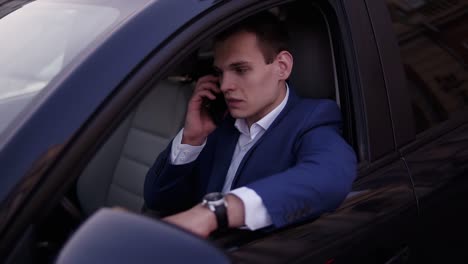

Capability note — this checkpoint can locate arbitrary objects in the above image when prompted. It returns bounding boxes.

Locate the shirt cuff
[170,128,206,165]
[229,187,272,230]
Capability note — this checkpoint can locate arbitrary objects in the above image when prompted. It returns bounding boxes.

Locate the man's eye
[235,68,248,74]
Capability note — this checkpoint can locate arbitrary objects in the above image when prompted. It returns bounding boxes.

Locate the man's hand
[163,194,245,238]
[182,75,221,146]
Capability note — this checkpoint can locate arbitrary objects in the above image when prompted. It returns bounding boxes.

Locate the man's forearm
[162,194,246,237]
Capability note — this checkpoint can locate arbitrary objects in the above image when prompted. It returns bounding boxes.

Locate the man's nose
[219,75,234,93]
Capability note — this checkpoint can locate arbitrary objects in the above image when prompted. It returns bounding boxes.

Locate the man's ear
[276,51,293,81]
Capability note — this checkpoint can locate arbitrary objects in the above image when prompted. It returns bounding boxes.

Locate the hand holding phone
[182,75,225,146]
[202,81,227,125]
[203,92,227,125]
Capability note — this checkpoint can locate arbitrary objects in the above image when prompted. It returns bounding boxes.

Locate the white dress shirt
[170,86,289,230]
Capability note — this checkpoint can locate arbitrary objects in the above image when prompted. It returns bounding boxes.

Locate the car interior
[77,2,339,216]
[32,1,355,262]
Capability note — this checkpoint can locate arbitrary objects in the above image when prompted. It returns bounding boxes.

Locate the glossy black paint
[363,0,416,148]
[401,123,468,262]
[334,0,395,161]
[379,0,468,262]
[0,0,467,263]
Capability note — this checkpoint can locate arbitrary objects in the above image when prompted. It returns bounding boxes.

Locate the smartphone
[203,82,227,125]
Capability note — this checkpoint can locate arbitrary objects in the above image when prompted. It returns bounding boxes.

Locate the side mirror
[56,208,230,264]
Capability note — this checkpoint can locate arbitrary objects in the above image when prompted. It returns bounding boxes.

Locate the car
[1,0,468,263]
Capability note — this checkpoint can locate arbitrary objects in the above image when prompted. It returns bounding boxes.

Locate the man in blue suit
[144,13,356,237]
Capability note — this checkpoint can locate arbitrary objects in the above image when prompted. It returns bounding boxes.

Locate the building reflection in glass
[386,0,468,133]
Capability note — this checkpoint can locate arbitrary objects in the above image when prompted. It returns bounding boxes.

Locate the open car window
[74,1,349,217]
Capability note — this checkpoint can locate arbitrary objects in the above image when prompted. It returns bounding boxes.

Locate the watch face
[204,192,224,202]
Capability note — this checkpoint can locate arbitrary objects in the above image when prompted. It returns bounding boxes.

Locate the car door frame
[366,0,468,262]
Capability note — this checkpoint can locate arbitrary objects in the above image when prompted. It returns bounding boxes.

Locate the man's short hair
[214,12,289,64]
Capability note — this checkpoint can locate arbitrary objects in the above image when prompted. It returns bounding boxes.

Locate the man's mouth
[226,98,243,107]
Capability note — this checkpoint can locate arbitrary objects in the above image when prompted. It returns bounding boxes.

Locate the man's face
[213,31,287,125]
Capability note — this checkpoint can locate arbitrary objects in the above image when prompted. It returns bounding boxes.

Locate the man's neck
[245,82,288,128]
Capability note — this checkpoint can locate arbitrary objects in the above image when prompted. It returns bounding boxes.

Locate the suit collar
[233,85,290,139]
[271,84,300,126]
[206,84,301,192]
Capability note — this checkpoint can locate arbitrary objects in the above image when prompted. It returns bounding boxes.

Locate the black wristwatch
[202,192,228,231]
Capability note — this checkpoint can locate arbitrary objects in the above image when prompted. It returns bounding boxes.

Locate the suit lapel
[232,89,300,188]
[206,118,239,193]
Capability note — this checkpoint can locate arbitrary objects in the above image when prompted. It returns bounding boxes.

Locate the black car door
[373,0,468,262]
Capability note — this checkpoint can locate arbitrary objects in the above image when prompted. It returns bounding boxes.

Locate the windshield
[0,1,119,133]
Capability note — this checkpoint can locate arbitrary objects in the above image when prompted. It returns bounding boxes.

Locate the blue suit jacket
[144,90,357,227]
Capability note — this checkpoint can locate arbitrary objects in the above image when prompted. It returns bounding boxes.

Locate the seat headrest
[286,7,336,100]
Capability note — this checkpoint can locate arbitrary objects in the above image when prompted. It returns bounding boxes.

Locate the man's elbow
[336,168,357,208]
[323,153,357,211]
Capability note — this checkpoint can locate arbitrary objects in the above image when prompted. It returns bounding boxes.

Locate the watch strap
[213,202,228,231]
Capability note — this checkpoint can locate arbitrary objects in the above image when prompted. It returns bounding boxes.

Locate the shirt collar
[234,84,290,137]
